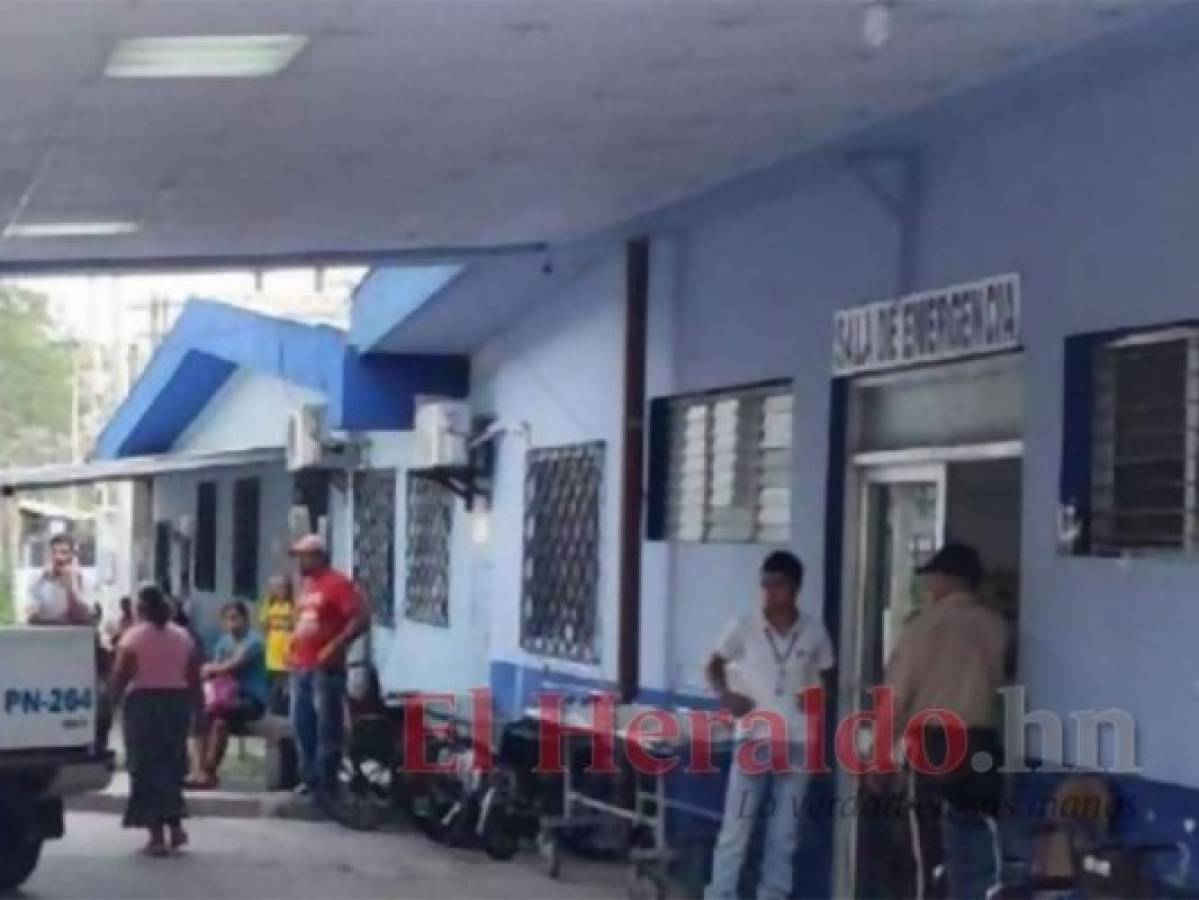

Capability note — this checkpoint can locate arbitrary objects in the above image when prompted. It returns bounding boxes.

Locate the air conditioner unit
[413,399,470,469]
[287,403,327,472]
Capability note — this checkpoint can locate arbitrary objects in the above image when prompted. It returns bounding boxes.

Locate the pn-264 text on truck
[0,625,114,890]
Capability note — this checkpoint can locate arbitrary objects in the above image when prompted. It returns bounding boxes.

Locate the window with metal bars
[353,469,397,624]
[194,482,217,591]
[521,442,603,663]
[649,381,793,543]
[231,477,260,599]
[1090,329,1199,554]
[404,474,453,627]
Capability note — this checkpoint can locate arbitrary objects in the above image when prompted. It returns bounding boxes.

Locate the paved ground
[19,813,626,900]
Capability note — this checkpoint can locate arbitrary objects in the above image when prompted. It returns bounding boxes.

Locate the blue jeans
[290,669,346,792]
[941,804,999,900]
[706,744,809,900]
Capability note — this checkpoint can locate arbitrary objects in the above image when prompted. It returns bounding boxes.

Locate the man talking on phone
[24,533,92,626]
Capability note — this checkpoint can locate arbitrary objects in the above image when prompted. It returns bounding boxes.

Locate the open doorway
[849,453,1022,897]
[857,457,1021,687]
[834,353,1025,898]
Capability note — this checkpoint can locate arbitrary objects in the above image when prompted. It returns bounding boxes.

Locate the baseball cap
[915,542,984,587]
[290,534,328,555]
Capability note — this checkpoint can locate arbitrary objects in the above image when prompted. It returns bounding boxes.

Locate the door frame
[851,462,947,708]
[833,440,1022,898]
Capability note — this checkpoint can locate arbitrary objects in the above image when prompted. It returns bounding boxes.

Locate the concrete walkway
[32,812,627,899]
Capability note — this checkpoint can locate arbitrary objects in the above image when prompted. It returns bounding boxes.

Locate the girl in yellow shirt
[259,574,296,714]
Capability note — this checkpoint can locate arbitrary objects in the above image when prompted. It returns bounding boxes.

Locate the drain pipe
[618,237,650,703]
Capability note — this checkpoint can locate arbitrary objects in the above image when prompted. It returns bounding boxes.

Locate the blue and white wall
[363,432,490,697]
[452,42,1199,791]
[150,371,322,643]
[152,460,293,644]
[470,257,627,708]
[357,23,1199,862]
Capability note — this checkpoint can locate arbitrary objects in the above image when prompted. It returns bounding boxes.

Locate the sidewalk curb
[67,789,297,820]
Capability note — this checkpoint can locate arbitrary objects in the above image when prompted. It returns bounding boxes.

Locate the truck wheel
[0,827,42,892]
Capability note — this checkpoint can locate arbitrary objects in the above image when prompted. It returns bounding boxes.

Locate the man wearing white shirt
[704,551,835,900]
[24,534,92,626]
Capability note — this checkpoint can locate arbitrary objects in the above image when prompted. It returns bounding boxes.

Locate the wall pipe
[618,237,650,702]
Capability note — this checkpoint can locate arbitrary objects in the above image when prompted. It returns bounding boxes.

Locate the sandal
[184,774,219,791]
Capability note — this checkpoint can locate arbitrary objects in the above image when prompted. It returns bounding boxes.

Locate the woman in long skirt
[111,583,202,856]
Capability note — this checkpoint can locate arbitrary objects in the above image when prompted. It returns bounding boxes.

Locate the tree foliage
[0,286,74,467]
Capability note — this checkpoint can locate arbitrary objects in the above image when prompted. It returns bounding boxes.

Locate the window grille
[231,478,260,599]
[194,482,217,591]
[353,469,397,623]
[1091,329,1199,554]
[661,381,793,543]
[521,442,603,662]
[404,474,453,627]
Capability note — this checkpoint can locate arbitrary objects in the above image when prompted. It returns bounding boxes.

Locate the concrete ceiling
[0,0,1175,268]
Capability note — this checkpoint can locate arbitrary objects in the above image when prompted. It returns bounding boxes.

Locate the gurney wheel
[628,866,667,900]
[538,831,561,879]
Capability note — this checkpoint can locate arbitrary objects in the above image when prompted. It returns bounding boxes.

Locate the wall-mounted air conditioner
[413,399,471,469]
[287,403,328,472]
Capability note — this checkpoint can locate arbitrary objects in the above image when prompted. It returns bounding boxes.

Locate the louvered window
[1091,329,1199,554]
[194,482,217,591]
[154,521,171,589]
[661,382,793,543]
[232,477,260,599]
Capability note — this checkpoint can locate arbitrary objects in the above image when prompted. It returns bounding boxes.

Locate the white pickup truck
[0,626,113,890]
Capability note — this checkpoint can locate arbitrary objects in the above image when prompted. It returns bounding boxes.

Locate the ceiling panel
[0,0,1179,265]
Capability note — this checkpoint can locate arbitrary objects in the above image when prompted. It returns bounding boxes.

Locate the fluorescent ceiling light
[105,35,307,79]
[3,221,141,239]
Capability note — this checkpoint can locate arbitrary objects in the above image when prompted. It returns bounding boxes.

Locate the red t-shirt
[289,568,363,671]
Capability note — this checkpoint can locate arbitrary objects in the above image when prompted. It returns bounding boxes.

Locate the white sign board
[0,627,96,752]
[832,273,1021,376]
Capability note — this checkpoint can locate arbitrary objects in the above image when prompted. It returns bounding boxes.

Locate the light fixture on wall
[471,497,491,546]
[862,1,894,50]
[1056,501,1080,554]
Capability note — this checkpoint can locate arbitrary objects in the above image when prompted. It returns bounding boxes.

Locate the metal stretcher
[528,696,734,899]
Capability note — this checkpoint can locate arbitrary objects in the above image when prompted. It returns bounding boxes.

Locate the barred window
[353,469,397,623]
[521,442,603,663]
[1091,329,1199,554]
[655,381,792,543]
[404,474,453,627]
[194,482,217,591]
[231,478,260,599]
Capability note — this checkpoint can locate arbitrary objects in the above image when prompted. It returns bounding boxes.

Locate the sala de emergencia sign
[832,273,1021,376]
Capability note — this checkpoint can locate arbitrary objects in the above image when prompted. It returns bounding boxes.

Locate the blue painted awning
[351,240,614,355]
[350,265,463,352]
[94,299,469,460]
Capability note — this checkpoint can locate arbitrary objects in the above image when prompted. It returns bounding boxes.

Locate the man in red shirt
[288,534,368,800]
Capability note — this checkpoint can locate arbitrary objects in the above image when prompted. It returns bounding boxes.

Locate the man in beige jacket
[877,542,1008,900]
